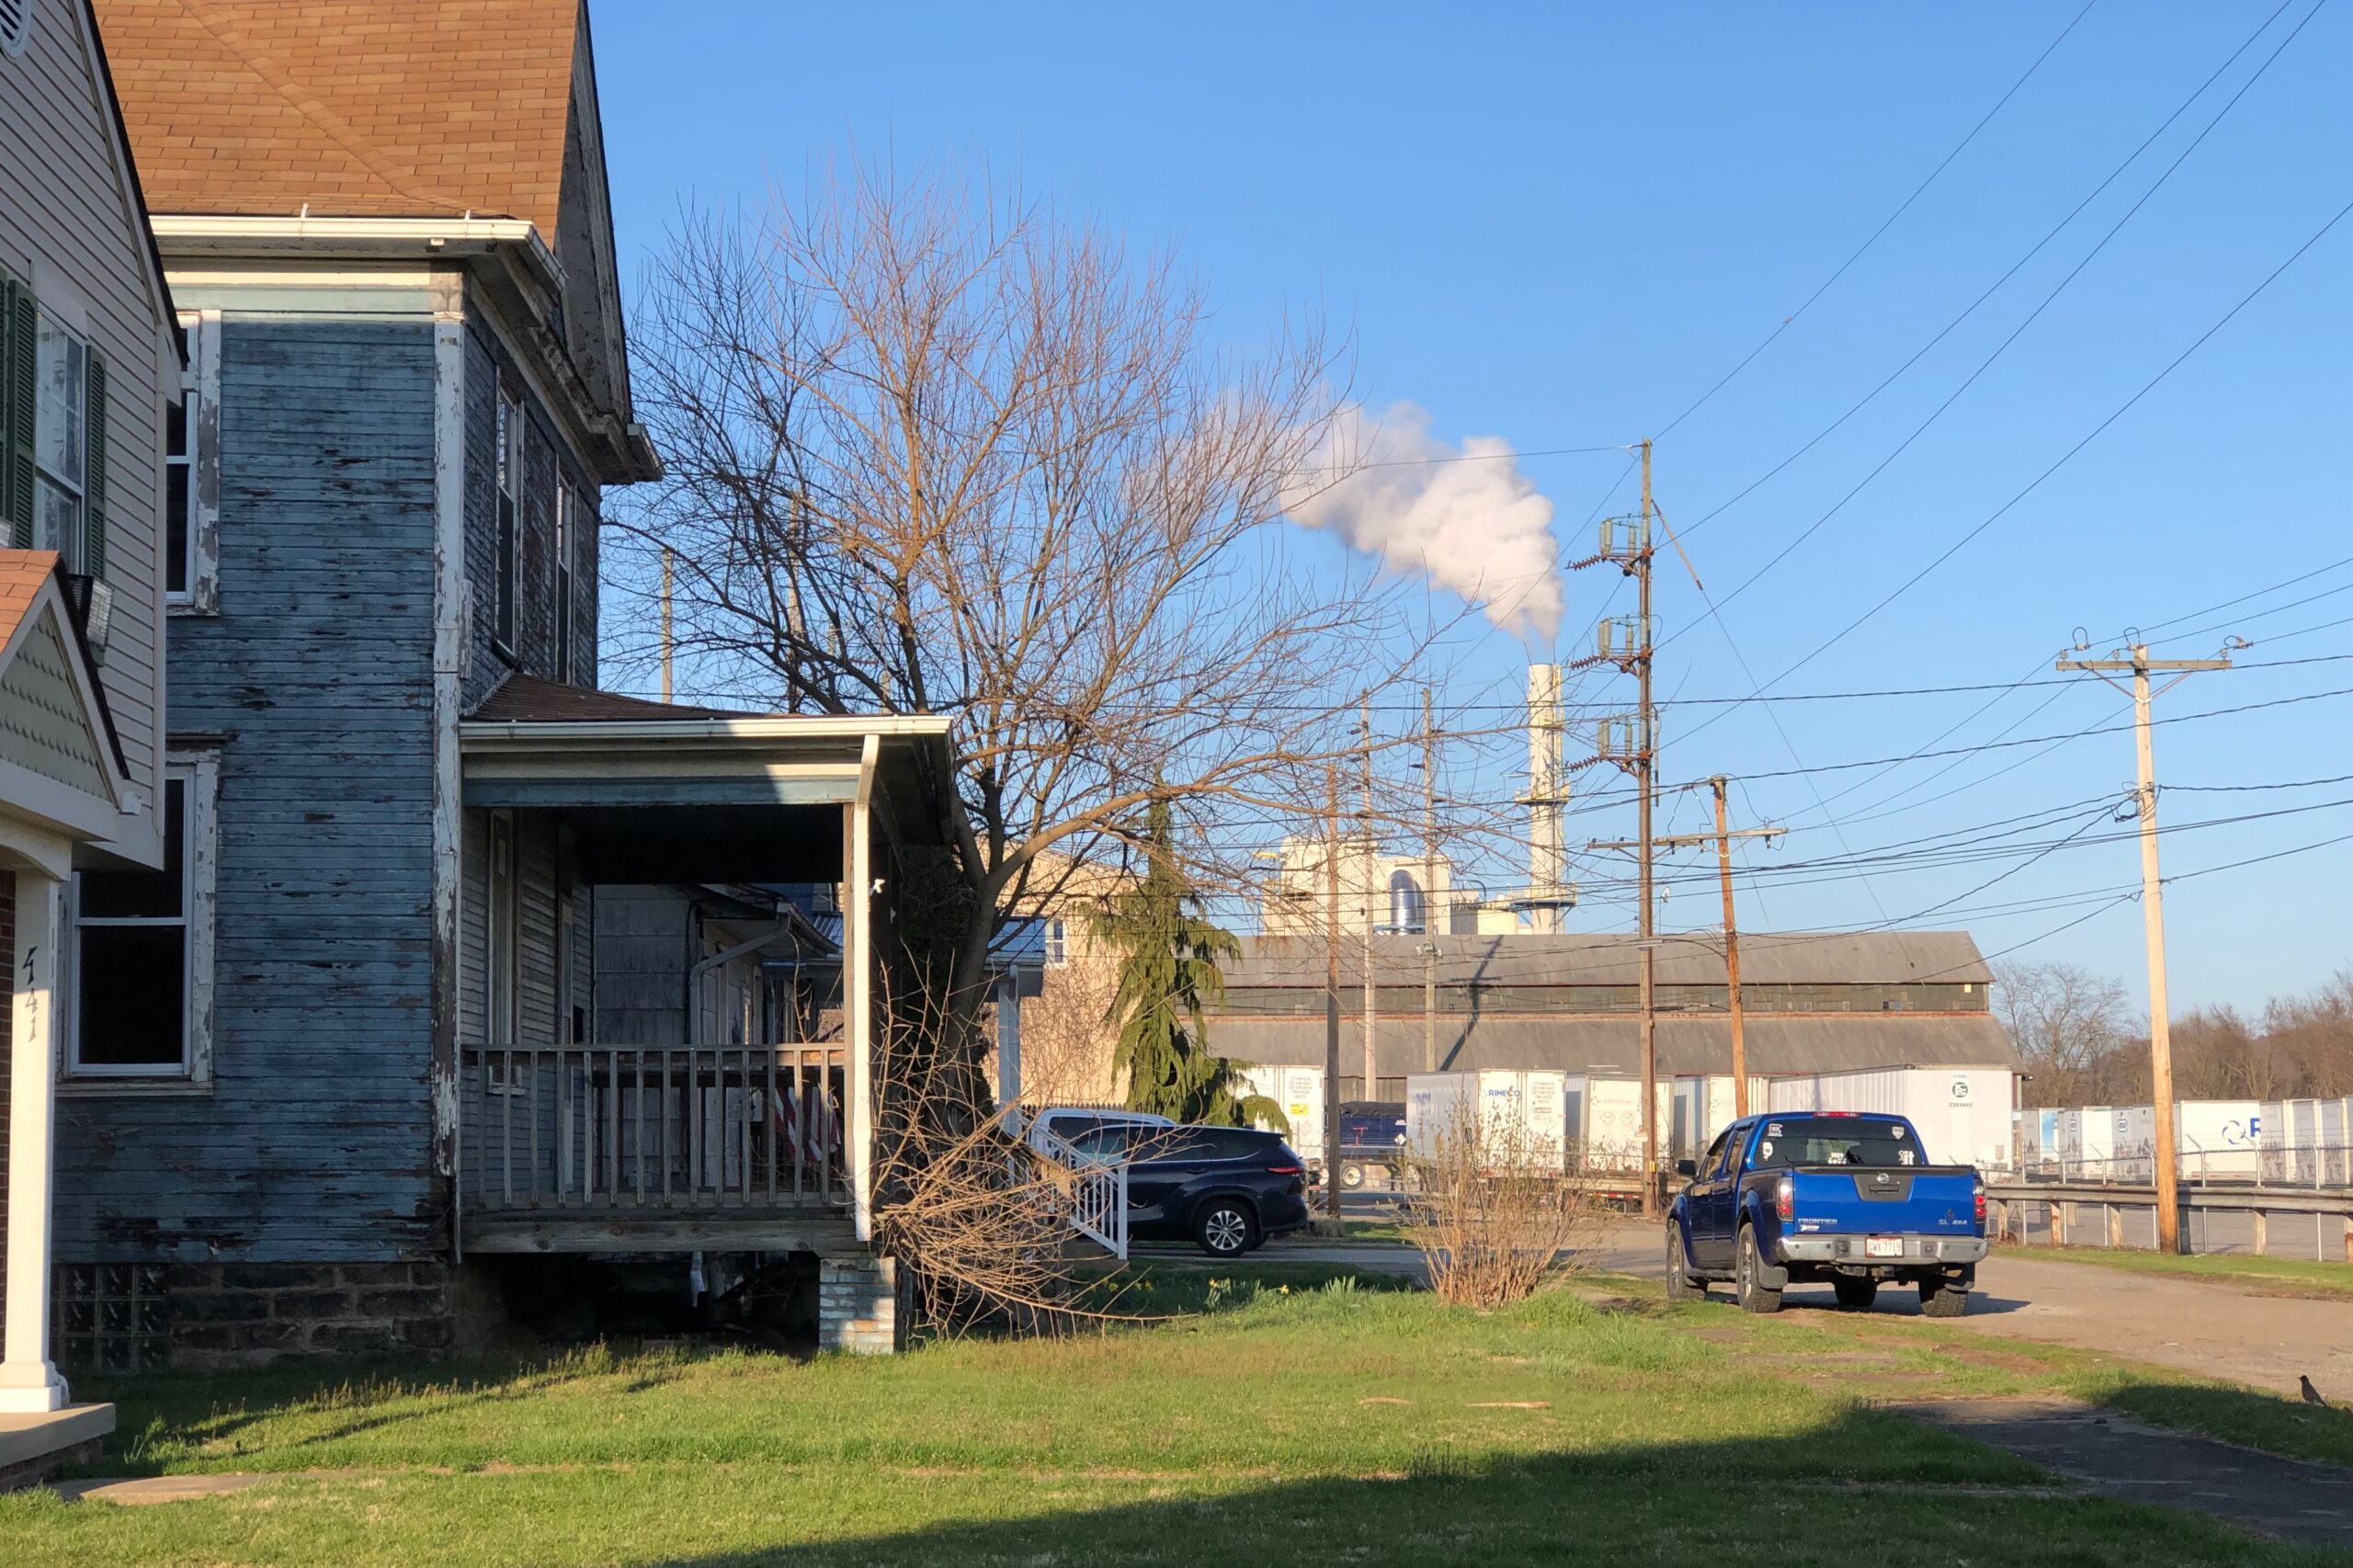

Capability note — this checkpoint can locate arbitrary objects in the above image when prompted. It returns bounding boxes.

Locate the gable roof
[93,0,582,244]
[0,551,131,808]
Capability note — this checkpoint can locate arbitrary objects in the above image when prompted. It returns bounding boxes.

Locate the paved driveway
[1597,1219,2353,1400]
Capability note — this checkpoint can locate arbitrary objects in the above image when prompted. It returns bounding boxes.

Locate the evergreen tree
[1097,801,1284,1131]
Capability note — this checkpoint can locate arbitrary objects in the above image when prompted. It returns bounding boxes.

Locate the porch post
[847,735,880,1242]
[1,871,68,1413]
[995,971,1021,1108]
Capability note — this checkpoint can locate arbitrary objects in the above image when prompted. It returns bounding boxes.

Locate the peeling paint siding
[52,317,439,1265]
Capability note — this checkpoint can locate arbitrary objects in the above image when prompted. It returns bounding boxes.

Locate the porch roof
[460,676,951,881]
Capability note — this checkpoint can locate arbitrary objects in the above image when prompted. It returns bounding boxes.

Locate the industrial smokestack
[1527,664,1565,934]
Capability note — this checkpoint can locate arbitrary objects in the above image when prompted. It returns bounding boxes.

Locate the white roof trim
[148,214,562,292]
[0,574,129,823]
[460,713,951,750]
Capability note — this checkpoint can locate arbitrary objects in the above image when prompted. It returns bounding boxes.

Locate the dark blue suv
[1058,1119,1313,1256]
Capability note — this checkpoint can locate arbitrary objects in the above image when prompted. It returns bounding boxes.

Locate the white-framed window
[69,754,218,1080]
[553,479,577,682]
[1044,917,1068,967]
[34,312,89,572]
[493,385,522,655]
[166,310,221,612]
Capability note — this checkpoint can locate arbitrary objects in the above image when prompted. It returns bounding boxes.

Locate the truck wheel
[1735,1226,1782,1315]
[1918,1275,1968,1318]
[1340,1161,1365,1190]
[1665,1224,1702,1302]
[1832,1277,1878,1312]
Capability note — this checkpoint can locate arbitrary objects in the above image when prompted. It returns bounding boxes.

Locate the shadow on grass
[82,1346,668,1473]
[605,1410,2346,1567]
[2099,1378,2353,1471]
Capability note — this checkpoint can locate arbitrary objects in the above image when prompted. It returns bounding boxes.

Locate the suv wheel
[1195,1199,1259,1258]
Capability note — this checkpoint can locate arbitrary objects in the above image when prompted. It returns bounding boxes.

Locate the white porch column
[1,870,67,1413]
[995,971,1021,1108]
[847,735,879,1243]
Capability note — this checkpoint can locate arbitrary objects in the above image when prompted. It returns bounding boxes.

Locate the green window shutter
[83,348,107,579]
[2,273,31,551]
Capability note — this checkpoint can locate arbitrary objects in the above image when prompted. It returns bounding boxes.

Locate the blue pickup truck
[1665,1111,1986,1316]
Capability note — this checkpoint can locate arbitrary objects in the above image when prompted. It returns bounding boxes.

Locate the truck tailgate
[1786,1166,1978,1235]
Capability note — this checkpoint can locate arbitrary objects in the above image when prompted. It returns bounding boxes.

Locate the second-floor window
[34,312,92,573]
[553,479,576,682]
[494,384,522,654]
[165,310,220,609]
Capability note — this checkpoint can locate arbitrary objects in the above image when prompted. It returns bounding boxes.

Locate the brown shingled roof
[93,0,581,242]
[0,552,63,649]
[467,673,747,724]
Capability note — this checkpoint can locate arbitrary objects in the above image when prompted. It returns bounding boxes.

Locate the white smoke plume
[1283,401,1564,638]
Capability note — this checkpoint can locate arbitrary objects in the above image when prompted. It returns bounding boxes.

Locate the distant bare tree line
[1995,960,2353,1106]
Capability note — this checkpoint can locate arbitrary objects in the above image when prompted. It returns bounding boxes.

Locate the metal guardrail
[456,1044,851,1214]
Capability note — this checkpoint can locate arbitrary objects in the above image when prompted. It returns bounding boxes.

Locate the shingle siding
[54,318,440,1264]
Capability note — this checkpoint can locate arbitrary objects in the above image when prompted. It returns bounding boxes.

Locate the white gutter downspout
[849,733,881,1243]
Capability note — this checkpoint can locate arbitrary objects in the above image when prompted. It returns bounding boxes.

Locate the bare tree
[623,159,1454,1069]
[1993,960,2138,1107]
[2268,967,2353,1099]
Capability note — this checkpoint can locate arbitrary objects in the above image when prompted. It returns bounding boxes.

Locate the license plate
[1865,1236,1904,1258]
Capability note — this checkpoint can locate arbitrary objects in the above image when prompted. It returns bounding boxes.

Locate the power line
[1653,0,2098,441]
[1676,0,2329,640]
[1668,0,2300,551]
[1679,179,2353,730]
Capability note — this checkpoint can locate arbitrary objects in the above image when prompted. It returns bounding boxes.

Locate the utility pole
[659,546,676,704]
[1360,697,1377,1108]
[1593,790,1780,1131]
[1567,437,1661,1211]
[1421,687,1439,1074]
[2056,640,2233,1255]
[1324,763,1343,1221]
[1634,439,1659,1215]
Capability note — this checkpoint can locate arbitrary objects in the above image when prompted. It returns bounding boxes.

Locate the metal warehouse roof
[1205,1013,2020,1078]
[1223,930,1994,989]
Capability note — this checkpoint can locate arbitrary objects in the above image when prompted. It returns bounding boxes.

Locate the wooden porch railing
[455,1045,853,1216]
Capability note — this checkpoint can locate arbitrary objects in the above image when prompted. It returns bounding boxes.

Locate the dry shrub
[1403,1101,1601,1309]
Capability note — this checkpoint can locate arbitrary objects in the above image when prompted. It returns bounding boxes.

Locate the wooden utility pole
[1421,688,1440,1074]
[1324,763,1344,1220]
[1595,790,1780,1130]
[2055,642,2232,1255]
[1634,438,1659,1215]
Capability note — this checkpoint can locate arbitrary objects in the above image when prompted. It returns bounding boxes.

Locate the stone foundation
[816,1256,902,1354]
[56,1261,455,1374]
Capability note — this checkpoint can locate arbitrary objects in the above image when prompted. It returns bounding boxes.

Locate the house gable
[0,607,115,800]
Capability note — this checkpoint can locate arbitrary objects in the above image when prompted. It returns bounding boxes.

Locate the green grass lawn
[3,1264,2347,1566]
[2001,1242,2353,1298]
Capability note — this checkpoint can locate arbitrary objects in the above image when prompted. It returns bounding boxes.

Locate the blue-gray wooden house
[55,0,932,1368]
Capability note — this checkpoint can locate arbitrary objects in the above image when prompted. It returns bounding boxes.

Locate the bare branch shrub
[1403,1100,1602,1309]
[869,988,1107,1336]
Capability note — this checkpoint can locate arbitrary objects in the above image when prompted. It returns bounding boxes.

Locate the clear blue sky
[590,1,2351,1018]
